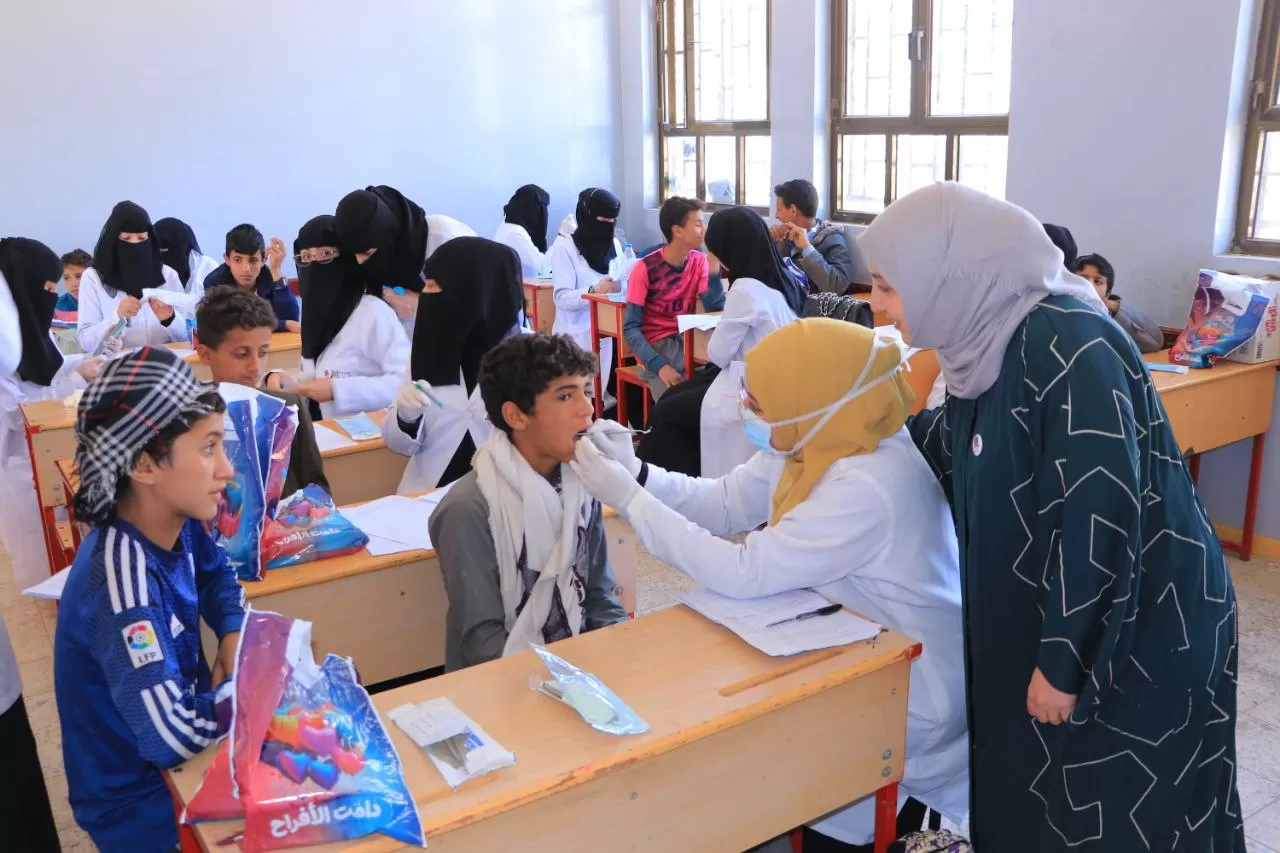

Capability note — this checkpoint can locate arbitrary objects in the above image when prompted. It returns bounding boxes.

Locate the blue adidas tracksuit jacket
[54,518,245,853]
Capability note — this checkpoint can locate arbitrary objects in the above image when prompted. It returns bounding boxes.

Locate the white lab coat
[77,265,192,353]
[0,348,90,591]
[548,233,623,406]
[381,323,524,492]
[425,214,477,260]
[180,251,219,299]
[619,434,970,843]
[0,273,21,715]
[492,222,551,277]
[298,294,410,420]
[699,279,798,477]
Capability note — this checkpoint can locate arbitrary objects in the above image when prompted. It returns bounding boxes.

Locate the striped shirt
[54,518,245,853]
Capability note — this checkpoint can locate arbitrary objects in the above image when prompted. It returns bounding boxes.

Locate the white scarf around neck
[473,429,590,657]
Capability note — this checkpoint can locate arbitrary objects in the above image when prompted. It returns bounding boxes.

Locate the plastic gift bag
[185,609,425,851]
[1171,270,1271,368]
[528,644,649,736]
[261,486,369,570]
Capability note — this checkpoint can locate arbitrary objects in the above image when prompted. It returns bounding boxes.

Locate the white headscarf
[472,429,591,657]
[859,183,1105,399]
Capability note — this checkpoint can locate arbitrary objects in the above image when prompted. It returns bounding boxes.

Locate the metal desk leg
[1218,433,1266,562]
[589,301,603,420]
[874,781,899,853]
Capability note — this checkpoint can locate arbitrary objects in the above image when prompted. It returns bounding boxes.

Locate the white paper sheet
[342,485,456,555]
[312,422,356,452]
[142,288,201,313]
[23,567,71,600]
[675,587,882,657]
[677,314,721,333]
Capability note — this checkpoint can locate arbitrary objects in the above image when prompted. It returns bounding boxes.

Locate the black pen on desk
[765,602,843,628]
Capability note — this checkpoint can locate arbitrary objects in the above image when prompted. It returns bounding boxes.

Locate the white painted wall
[1005,0,1267,327]
[0,0,617,272]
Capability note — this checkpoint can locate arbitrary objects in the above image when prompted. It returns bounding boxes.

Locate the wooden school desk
[63,458,642,684]
[175,331,303,382]
[313,410,410,505]
[584,292,632,419]
[523,278,556,333]
[20,398,80,574]
[168,605,920,853]
[1145,350,1278,561]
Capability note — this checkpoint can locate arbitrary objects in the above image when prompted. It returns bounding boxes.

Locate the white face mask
[741,337,902,457]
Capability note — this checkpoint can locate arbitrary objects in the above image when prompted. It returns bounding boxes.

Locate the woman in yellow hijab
[571,318,970,849]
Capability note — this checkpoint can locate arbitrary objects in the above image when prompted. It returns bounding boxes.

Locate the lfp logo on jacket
[122,620,164,668]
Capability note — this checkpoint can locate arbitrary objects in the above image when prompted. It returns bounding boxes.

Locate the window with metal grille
[830,0,1013,222]
[1234,0,1280,255]
[656,0,772,208]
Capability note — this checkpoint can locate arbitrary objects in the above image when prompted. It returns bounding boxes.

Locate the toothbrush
[413,380,446,409]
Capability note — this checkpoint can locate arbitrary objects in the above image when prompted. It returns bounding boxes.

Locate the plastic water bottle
[620,243,637,288]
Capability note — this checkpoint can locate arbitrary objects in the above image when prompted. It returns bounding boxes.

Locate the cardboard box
[1225,277,1280,364]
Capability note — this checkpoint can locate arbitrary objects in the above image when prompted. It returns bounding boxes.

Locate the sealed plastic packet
[1171,270,1270,368]
[212,398,267,579]
[527,644,649,735]
[185,609,425,851]
[261,485,369,570]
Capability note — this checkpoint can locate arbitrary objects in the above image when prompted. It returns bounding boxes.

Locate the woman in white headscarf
[860,183,1244,853]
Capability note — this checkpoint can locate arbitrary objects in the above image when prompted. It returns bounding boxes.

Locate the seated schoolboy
[58,248,91,315]
[623,196,717,401]
[53,346,246,853]
[204,223,300,333]
[770,178,854,295]
[195,286,331,497]
[1073,252,1164,353]
[428,334,628,671]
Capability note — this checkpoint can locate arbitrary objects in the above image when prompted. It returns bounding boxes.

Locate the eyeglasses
[295,248,341,267]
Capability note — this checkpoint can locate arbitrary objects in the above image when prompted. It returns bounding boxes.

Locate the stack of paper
[677,314,721,334]
[341,484,455,556]
[675,587,881,657]
[311,422,356,452]
[388,697,516,789]
[142,288,202,314]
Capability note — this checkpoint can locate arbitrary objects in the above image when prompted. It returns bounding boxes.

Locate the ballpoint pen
[575,426,653,439]
[765,602,843,628]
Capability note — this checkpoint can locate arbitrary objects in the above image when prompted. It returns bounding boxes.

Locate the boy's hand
[658,365,683,387]
[283,319,301,334]
[117,296,141,319]
[267,237,287,278]
[211,631,240,686]
[769,222,790,242]
[147,298,175,321]
[786,223,811,251]
[292,377,335,403]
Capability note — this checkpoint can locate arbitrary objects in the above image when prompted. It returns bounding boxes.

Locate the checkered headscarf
[73,346,221,526]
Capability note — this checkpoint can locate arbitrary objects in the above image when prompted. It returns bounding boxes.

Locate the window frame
[828,0,1010,223]
[1234,0,1280,256]
[654,0,772,208]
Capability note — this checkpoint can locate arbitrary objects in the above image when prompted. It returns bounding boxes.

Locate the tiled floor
[5,544,1280,851]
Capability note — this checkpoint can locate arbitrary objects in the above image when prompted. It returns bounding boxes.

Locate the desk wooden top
[523,278,554,290]
[21,397,78,432]
[1143,349,1278,393]
[171,605,920,848]
[314,409,390,458]
[172,331,302,359]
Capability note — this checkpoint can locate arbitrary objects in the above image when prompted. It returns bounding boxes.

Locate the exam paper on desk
[342,485,456,556]
[676,587,882,656]
[312,422,357,452]
[677,314,721,334]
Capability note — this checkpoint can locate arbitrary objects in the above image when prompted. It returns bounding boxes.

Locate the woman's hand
[382,288,419,321]
[292,377,334,403]
[592,277,619,295]
[75,356,105,382]
[147,298,175,322]
[116,296,141,320]
[1027,667,1077,725]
